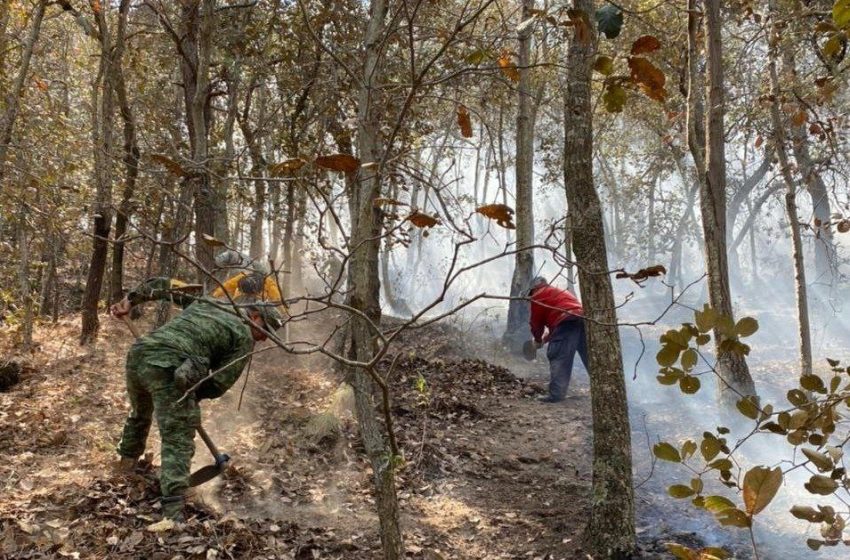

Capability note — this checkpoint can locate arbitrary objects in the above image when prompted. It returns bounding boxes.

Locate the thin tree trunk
[109,0,138,304]
[39,231,57,318]
[0,0,46,185]
[167,0,217,275]
[564,2,635,555]
[270,182,283,266]
[239,80,268,260]
[780,49,834,287]
[747,197,759,284]
[292,188,307,293]
[504,0,537,352]
[18,206,33,349]
[646,170,658,262]
[767,5,812,376]
[81,14,118,344]
[693,0,756,402]
[282,182,295,297]
[346,1,403,557]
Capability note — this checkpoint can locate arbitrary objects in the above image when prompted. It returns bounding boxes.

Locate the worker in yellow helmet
[210,250,285,308]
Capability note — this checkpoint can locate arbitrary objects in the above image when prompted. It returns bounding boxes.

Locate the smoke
[356,139,850,557]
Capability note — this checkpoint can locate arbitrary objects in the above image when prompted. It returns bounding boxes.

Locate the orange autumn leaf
[498,51,520,82]
[407,211,440,228]
[457,104,473,138]
[476,204,516,229]
[631,35,661,55]
[268,158,307,176]
[315,154,360,173]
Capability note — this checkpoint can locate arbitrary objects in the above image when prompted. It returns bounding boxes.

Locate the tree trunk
[109,0,138,304]
[292,187,307,294]
[169,0,217,276]
[780,49,834,288]
[346,0,403,557]
[39,230,57,318]
[81,13,118,344]
[695,0,756,402]
[238,80,269,261]
[282,182,296,298]
[563,2,635,556]
[646,170,658,263]
[767,5,812,376]
[0,0,46,186]
[747,197,759,285]
[18,206,33,349]
[504,0,537,352]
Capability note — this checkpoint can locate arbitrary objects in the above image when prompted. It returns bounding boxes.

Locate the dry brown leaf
[150,154,189,178]
[373,198,407,208]
[315,154,360,173]
[791,110,807,127]
[407,212,440,228]
[628,57,667,102]
[616,264,667,284]
[498,51,520,82]
[837,219,850,233]
[201,234,225,247]
[631,35,661,55]
[268,158,307,176]
[457,104,473,138]
[476,204,516,229]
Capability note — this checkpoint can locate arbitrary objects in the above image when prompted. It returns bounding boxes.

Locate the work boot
[537,395,563,404]
[160,495,185,522]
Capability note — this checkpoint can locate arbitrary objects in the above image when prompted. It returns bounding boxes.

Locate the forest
[1,0,849,558]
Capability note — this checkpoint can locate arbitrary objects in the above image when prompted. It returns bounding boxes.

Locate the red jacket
[529,285,584,343]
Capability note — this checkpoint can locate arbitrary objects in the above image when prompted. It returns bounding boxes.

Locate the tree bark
[18,206,33,349]
[164,0,218,276]
[780,49,834,288]
[767,4,812,376]
[346,0,403,557]
[563,2,635,556]
[0,0,46,186]
[81,8,118,344]
[696,0,756,402]
[504,0,537,353]
[109,0,138,304]
[239,81,268,260]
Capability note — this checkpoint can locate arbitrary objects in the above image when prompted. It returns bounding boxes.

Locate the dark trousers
[546,319,589,400]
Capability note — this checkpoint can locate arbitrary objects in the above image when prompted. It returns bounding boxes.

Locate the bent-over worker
[529,276,589,403]
[110,280,283,520]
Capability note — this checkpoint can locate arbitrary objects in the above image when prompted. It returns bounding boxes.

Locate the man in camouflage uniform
[110,278,283,520]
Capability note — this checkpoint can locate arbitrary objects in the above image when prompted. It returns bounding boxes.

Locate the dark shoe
[538,395,564,403]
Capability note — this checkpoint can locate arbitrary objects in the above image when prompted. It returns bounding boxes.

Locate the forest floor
[0,304,829,559]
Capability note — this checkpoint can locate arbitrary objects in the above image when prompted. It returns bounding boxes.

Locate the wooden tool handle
[196,425,222,459]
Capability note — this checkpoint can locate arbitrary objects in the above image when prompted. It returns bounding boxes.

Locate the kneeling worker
[110,282,283,520]
[528,277,589,403]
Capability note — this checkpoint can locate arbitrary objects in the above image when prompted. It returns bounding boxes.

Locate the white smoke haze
[301,130,848,558]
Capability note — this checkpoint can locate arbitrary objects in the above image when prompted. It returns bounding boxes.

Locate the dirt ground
[0,306,783,560]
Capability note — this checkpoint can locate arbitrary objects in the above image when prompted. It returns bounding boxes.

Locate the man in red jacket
[529,277,589,403]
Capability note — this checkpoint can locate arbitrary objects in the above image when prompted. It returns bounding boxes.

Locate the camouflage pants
[117,345,200,497]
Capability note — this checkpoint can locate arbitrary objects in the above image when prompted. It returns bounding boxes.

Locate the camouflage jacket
[128,278,253,399]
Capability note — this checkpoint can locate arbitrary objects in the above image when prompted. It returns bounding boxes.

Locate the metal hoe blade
[189,462,227,487]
